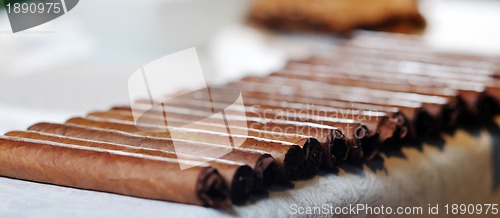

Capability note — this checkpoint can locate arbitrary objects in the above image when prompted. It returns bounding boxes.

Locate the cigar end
[329,129,349,166]
[376,113,409,151]
[412,110,435,142]
[439,99,462,133]
[300,137,322,179]
[27,122,50,132]
[253,154,277,192]
[197,167,231,208]
[283,144,305,180]
[230,165,254,204]
[356,125,380,160]
[476,93,500,123]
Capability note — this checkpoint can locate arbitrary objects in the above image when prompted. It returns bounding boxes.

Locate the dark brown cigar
[5,131,254,203]
[277,64,466,130]
[88,109,325,175]
[27,123,277,191]
[61,117,305,180]
[0,136,230,207]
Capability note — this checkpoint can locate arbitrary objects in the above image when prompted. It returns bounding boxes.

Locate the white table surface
[1,0,500,217]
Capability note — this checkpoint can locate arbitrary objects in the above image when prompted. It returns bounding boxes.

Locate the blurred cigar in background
[248,0,425,33]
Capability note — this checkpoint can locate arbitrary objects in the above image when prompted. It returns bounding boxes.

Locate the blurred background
[0,0,499,133]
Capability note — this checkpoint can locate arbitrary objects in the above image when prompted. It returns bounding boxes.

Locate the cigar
[88,109,324,176]
[298,58,497,121]
[345,31,500,70]
[172,84,430,145]
[142,95,407,158]
[128,97,387,161]
[238,75,454,134]
[315,44,497,77]
[0,136,230,207]
[5,130,254,203]
[278,64,466,130]
[61,117,306,180]
[27,123,277,191]
[216,81,433,143]
[123,100,354,166]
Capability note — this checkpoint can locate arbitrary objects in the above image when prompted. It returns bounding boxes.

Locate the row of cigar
[1,31,499,208]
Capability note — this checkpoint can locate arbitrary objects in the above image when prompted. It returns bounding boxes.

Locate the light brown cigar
[109,105,348,168]
[239,75,451,132]
[0,136,230,207]
[217,80,433,140]
[164,85,429,143]
[131,98,376,140]
[5,131,254,203]
[294,59,495,121]
[88,109,324,175]
[137,96,405,156]
[27,123,277,191]
[316,43,497,77]
[124,98,379,161]
[343,31,500,71]
[142,96,407,155]
[60,117,305,180]
[275,65,465,130]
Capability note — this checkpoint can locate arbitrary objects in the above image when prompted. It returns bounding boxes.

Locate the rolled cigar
[117,102,357,165]
[88,109,325,175]
[345,31,500,70]
[61,117,306,180]
[5,130,254,203]
[154,93,407,134]
[126,98,389,161]
[217,81,433,140]
[315,43,497,77]
[131,99,377,141]
[150,95,409,146]
[100,110,336,169]
[297,59,497,120]
[0,136,230,207]
[27,123,277,191]
[238,75,455,134]
[174,85,430,143]
[276,65,466,129]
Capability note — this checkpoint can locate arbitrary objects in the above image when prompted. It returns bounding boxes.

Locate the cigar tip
[283,144,305,180]
[300,138,322,179]
[253,154,277,191]
[27,122,50,131]
[330,131,349,166]
[198,167,231,208]
[229,165,254,204]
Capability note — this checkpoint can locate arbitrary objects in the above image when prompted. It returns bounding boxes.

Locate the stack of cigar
[0,31,499,208]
